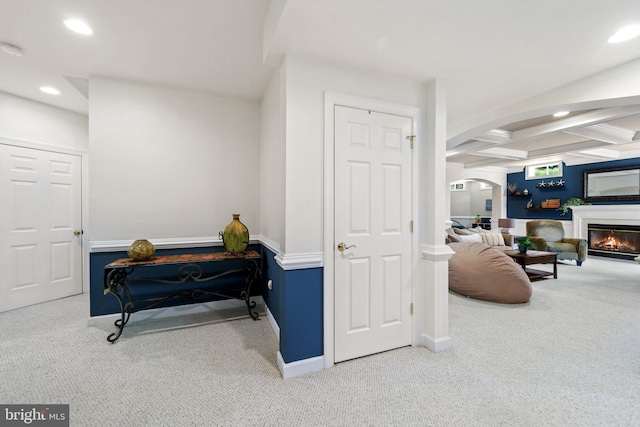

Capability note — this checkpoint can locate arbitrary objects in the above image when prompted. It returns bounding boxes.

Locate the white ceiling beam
[510,106,640,143]
[473,129,512,144]
[562,123,635,145]
[262,0,288,66]
[462,139,613,168]
[476,147,528,159]
[450,105,640,158]
[446,139,497,156]
[527,140,610,158]
[455,106,640,169]
[63,76,89,99]
[463,157,514,169]
[449,130,512,156]
[570,148,620,159]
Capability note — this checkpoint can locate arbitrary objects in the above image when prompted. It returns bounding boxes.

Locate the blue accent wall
[260,247,284,325]
[507,157,640,220]
[260,247,324,364]
[279,268,323,363]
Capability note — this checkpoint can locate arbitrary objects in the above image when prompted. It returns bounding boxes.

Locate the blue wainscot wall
[90,243,324,378]
[507,157,640,220]
[258,248,323,373]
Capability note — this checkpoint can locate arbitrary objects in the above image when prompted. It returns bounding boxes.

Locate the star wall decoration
[538,181,546,187]
[556,179,565,186]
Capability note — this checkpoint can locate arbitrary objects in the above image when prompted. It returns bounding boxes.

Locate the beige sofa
[446,227,516,251]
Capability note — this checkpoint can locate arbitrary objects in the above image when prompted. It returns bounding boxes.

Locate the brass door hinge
[406,135,415,149]
[410,303,414,315]
[410,220,413,232]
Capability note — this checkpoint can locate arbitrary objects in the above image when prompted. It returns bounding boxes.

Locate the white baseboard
[87,297,264,327]
[420,333,453,352]
[277,352,325,379]
[265,305,280,340]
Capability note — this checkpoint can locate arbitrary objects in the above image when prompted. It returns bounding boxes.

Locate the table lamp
[498,218,515,234]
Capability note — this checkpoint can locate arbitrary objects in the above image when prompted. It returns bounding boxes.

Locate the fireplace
[588,224,640,260]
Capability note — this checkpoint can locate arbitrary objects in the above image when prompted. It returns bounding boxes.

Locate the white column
[416,79,454,352]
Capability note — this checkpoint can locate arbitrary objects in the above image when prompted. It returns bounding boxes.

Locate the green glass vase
[220,214,249,254]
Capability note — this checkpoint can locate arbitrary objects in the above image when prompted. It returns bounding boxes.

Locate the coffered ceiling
[446,106,640,171]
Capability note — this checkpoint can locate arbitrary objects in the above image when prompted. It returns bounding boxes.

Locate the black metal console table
[103,250,261,343]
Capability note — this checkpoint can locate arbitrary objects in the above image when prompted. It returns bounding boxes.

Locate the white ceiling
[2,0,640,169]
[0,0,273,114]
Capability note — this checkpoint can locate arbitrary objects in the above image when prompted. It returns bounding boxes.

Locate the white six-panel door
[334,106,413,363]
[0,144,82,312]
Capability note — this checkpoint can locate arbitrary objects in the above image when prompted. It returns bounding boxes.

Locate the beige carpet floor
[0,256,639,426]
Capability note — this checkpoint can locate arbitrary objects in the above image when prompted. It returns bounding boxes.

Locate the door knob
[337,242,356,252]
[74,230,83,236]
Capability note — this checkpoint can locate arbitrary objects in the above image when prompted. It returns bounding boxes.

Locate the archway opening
[449,178,502,229]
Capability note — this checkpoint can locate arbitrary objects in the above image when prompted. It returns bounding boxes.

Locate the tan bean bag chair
[448,242,532,304]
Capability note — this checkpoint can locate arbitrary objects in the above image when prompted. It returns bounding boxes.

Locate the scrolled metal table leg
[107,295,127,343]
[104,268,132,343]
[242,259,260,320]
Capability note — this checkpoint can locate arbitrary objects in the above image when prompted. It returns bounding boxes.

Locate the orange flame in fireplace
[601,234,621,249]
[593,231,634,252]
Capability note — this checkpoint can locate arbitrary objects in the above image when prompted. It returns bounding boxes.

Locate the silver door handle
[74,230,83,236]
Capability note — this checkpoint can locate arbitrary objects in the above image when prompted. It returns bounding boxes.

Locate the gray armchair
[526,220,587,266]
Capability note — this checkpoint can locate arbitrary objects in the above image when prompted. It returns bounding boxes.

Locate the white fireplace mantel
[570,205,640,239]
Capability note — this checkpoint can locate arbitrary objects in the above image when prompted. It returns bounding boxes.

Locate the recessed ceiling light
[40,86,61,95]
[64,19,93,35]
[0,42,23,56]
[608,25,640,44]
[553,111,570,118]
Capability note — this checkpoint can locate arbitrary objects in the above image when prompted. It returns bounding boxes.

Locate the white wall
[449,186,471,217]
[283,56,422,253]
[89,77,260,241]
[470,182,492,216]
[260,65,286,250]
[0,91,87,151]
[446,163,507,220]
[449,181,493,217]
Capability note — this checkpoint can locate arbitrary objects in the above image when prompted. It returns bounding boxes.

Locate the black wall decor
[583,165,640,202]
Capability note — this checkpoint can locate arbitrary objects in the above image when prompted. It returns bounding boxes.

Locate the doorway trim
[323,91,420,369]
[0,135,89,294]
